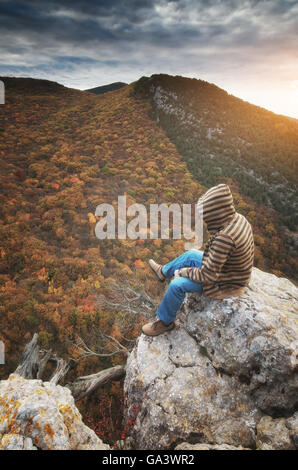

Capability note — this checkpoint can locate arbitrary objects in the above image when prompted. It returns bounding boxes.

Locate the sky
[1,0,298,118]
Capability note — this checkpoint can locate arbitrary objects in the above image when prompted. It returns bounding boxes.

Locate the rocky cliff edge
[124,267,298,450]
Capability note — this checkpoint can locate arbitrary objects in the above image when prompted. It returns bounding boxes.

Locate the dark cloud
[0,1,295,41]
[1,0,296,46]
[0,0,297,117]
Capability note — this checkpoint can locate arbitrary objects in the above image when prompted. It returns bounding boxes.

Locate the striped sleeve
[181,234,235,283]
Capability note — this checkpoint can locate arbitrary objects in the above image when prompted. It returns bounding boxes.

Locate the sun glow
[217,81,298,120]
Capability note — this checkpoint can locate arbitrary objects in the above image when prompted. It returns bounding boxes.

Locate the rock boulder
[124,267,298,450]
[0,374,109,450]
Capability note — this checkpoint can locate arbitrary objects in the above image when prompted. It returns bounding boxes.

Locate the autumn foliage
[0,76,296,445]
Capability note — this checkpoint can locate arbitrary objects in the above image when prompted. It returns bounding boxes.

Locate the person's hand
[174,268,189,278]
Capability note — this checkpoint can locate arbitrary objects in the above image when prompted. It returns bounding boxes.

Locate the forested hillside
[133,74,298,232]
[0,75,297,444]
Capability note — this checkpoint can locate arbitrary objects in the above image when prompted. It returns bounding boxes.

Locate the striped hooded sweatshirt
[181,184,254,299]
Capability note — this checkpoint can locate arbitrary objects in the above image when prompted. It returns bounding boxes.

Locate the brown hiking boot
[148,259,165,282]
[142,318,175,336]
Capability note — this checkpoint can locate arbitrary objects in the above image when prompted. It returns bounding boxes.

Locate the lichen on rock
[124,267,298,450]
[256,414,297,450]
[0,374,109,450]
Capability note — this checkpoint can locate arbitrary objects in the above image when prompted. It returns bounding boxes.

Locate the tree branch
[13,334,127,401]
[65,365,125,401]
[97,275,158,319]
[73,333,130,359]
[14,333,40,379]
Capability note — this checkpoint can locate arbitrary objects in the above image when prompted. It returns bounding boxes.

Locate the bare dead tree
[14,334,73,384]
[36,349,53,380]
[49,357,72,385]
[13,273,160,401]
[73,332,130,359]
[12,272,161,404]
[97,274,159,321]
[14,333,41,379]
[65,365,125,401]
[71,272,160,360]
[13,333,125,401]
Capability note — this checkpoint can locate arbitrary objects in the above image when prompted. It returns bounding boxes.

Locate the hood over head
[197,184,236,233]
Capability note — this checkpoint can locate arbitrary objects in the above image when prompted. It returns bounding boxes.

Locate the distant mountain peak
[85,82,127,95]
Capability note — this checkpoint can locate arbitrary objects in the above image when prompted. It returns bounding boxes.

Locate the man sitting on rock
[142,183,254,336]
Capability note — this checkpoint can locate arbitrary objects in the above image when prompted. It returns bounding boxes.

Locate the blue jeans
[157,249,204,324]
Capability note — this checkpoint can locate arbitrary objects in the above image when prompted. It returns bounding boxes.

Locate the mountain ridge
[132,74,298,231]
[85,81,127,95]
